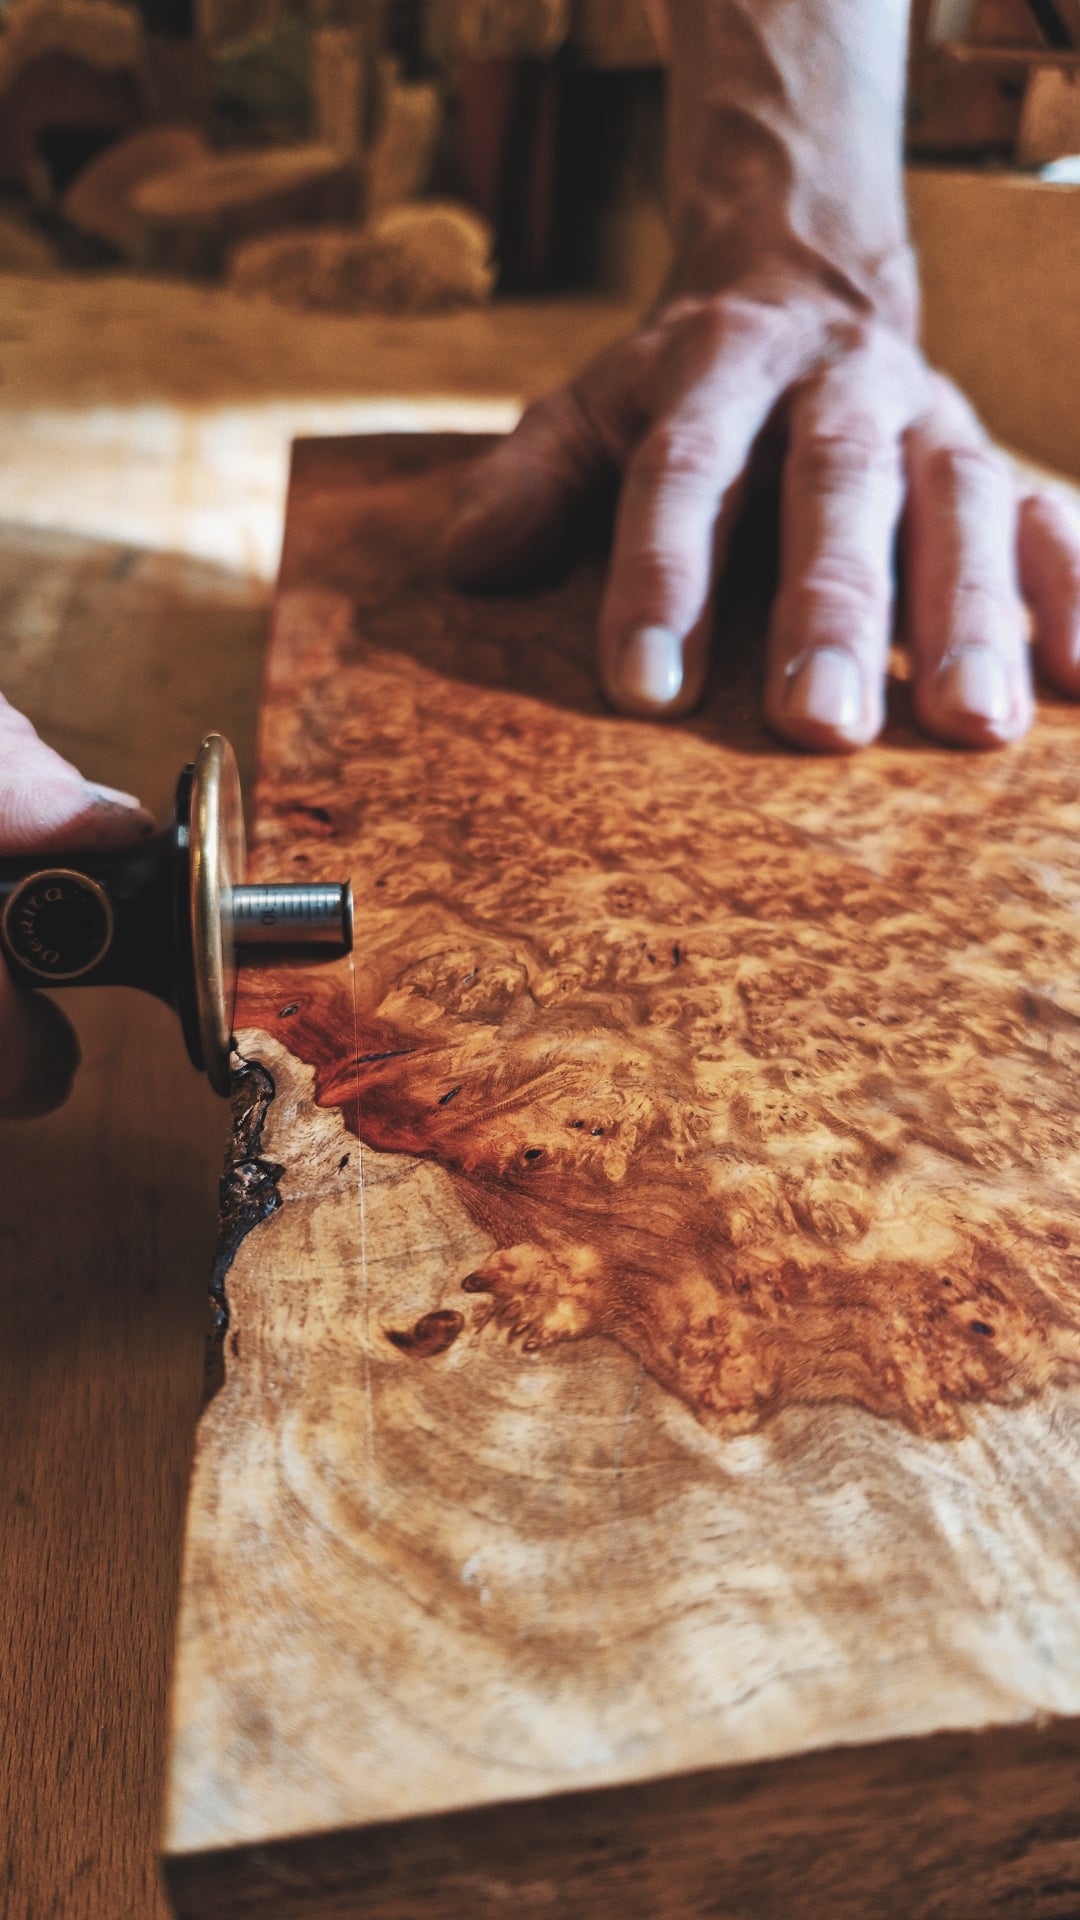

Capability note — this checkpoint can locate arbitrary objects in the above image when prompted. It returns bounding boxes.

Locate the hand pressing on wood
[0,696,154,1119]
[447,0,1080,751]
[449,294,1080,751]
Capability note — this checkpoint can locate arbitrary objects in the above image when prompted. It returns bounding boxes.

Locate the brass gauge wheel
[0,732,352,1097]
[189,733,247,1096]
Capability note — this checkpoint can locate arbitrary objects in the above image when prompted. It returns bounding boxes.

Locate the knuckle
[631,423,726,490]
[939,579,1021,640]
[691,295,776,353]
[788,420,898,492]
[714,296,806,379]
[795,553,891,614]
[823,316,877,360]
[920,442,1009,501]
[661,296,737,357]
[776,574,889,651]
[610,544,698,611]
[656,292,801,388]
[604,537,707,635]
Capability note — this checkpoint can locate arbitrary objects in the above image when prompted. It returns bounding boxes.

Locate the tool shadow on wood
[164,435,1080,1919]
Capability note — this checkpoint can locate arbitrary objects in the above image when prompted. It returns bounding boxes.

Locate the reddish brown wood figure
[164,436,1080,1920]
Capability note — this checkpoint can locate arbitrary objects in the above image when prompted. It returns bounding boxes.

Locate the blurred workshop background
[3,0,1080,583]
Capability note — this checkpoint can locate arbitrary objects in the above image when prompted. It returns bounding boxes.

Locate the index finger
[0,695,153,1117]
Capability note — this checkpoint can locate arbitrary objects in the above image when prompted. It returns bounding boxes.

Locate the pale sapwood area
[165,434,1080,1918]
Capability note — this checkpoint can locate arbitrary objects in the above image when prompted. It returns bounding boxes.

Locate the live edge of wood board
[163,435,1080,1920]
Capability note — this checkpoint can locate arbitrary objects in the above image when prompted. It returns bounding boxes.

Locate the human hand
[0,696,154,1119]
[445,273,1080,752]
[448,0,1080,753]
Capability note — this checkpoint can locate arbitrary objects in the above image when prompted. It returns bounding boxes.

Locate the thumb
[0,696,155,1118]
[444,340,643,587]
[0,695,155,852]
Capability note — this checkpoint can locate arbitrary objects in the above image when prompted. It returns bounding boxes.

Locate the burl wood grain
[245,439,1080,1441]
[164,435,1080,1903]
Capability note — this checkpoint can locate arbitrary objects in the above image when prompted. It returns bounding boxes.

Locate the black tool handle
[0,830,179,1006]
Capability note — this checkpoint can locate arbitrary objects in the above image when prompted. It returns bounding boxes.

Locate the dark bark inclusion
[204,1054,284,1402]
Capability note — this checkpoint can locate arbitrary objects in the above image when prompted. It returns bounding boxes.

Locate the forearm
[662,0,915,328]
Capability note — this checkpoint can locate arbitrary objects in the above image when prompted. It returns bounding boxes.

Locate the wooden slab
[164,434,1080,1917]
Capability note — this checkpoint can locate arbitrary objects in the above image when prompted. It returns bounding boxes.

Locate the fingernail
[84,781,156,836]
[783,647,861,734]
[84,781,144,810]
[936,647,1010,727]
[612,627,684,710]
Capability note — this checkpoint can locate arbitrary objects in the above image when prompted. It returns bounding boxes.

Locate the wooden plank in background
[165,434,1080,1916]
[908,169,1080,480]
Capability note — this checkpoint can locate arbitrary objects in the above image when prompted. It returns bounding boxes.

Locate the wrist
[662,234,920,343]
[662,0,915,335]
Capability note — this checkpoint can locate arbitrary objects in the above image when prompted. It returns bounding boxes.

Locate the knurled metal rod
[229,883,352,948]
